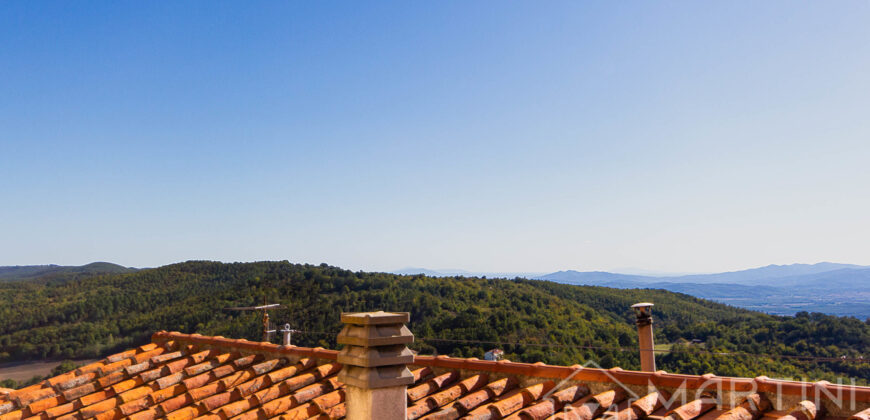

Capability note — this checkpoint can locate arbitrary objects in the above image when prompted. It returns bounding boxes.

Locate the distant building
[484,348,504,361]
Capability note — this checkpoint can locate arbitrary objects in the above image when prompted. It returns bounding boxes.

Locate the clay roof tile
[132,348,165,365]
[104,350,137,365]
[26,395,64,415]
[150,351,184,365]
[216,396,257,419]
[665,396,718,420]
[44,401,82,419]
[78,396,119,419]
[146,384,185,405]
[714,394,770,420]
[408,371,460,403]
[117,396,150,416]
[164,405,202,420]
[310,389,344,413]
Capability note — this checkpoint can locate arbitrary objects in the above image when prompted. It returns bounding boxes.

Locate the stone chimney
[631,302,656,372]
[337,311,415,420]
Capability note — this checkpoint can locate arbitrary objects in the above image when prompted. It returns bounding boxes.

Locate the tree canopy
[1,261,868,385]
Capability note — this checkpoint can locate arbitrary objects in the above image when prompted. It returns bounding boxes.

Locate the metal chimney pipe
[631,302,656,372]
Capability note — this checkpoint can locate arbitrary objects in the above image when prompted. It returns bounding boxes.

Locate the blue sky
[1,2,869,273]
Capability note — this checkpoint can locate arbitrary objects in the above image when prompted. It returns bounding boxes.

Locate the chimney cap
[341,311,410,325]
[631,302,654,319]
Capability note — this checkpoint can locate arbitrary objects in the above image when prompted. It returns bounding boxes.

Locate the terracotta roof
[1,332,869,420]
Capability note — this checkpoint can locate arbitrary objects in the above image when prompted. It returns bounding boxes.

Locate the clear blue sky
[2,2,869,273]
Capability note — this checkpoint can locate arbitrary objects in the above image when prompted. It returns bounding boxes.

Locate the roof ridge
[3,332,869,420]
[151,331,870,403]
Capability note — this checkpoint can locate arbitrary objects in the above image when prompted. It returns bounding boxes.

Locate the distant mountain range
[395,263,870,318]
[538,262,865,285]
[6,262,869,318]
[392,267,546,279]
[535,263,870,319]
[0,262,137,282]
[535,263,868,287]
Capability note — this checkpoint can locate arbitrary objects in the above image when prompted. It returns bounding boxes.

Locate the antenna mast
[224,298,283,342]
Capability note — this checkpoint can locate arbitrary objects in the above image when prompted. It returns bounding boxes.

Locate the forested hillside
[1,261,868,384]
[0,262,136,283]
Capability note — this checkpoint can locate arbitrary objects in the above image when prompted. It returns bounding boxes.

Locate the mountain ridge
[0,262,137,282]
[534,263,870,318]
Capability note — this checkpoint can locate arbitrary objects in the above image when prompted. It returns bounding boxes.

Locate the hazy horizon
[2,259,867,279]
[3,2,869,273]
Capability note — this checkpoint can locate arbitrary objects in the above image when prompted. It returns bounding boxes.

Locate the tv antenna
[224,298,283,342]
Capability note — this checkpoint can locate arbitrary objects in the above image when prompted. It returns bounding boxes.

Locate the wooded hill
[0,262,136,283]
[1,261,868,384]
